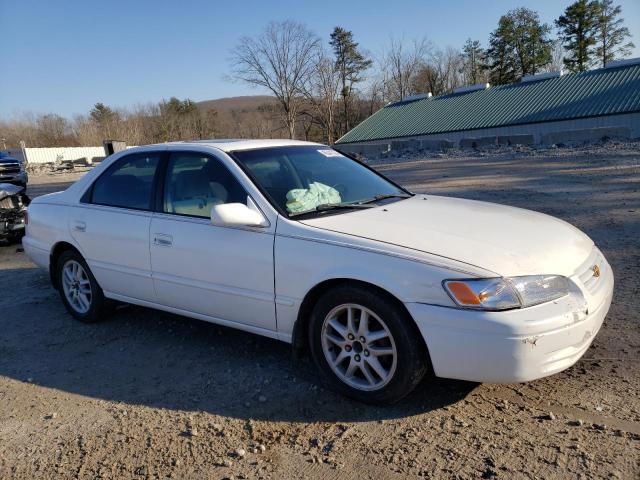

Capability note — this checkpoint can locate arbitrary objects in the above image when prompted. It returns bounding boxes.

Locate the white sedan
[23,139,614,403]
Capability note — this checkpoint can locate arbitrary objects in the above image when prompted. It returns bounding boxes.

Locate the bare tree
[303,50,340,143]
[382,37,431,101]
[229,20,320,139]
[433,47,464,93]
[363,76,388,115]
[408,47,464,97]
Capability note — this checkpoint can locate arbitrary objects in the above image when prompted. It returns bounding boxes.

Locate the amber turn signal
[445,281,481,305]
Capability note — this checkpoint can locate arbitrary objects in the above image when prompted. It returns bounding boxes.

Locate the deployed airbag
[286,182,341,213]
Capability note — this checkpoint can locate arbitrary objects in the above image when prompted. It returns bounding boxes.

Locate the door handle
[73,221,86,232]
[153,233,173,247]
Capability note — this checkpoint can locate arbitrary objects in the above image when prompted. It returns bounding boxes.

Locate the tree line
[229,0,633,141]
[0,98,288,149]
[0,0,634,148]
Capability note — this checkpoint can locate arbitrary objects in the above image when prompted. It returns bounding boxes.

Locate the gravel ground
[1,143,638,479]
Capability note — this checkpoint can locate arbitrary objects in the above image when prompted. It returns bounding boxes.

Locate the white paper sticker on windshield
[318,149,343,157]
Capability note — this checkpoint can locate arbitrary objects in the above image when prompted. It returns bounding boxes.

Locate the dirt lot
[1,143,639,479]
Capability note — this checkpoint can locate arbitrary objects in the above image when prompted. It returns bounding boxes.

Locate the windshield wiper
[289,202,373,218]
[356,193,412,205]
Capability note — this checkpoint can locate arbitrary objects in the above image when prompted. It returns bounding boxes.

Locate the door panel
[150,215,276,330]
[70,206,156,302]
[69,151,162,302]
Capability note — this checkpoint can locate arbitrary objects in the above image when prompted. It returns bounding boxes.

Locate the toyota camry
[23,140,614,404]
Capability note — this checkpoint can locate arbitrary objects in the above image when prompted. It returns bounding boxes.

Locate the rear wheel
[57,250,111,323]
[309,284,428,404]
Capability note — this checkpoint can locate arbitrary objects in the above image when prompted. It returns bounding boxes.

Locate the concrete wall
[336,112,640,155]
[22,146,107,165]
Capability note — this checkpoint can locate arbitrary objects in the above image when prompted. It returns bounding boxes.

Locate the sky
[1,0,639,119]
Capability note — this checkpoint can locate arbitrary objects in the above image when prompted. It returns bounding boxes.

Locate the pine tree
[329,27,372,135]
[595,0,635,66]
[90,103,117,125]
[487,8,553,84]
[510,8,553,76]
[555,0,599,72]
[487,16,518,85]
[462,39,487,84]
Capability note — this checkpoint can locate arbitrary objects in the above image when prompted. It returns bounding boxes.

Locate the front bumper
[406,257,614,383]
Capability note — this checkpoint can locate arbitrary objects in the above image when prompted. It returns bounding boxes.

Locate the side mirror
[210,203,268,228]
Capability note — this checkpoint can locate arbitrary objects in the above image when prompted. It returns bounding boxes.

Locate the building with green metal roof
[335,59,640,152]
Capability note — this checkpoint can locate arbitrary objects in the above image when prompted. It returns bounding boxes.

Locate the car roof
[166,139,323,152]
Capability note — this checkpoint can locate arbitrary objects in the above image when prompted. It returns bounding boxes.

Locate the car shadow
[0,265,476,422]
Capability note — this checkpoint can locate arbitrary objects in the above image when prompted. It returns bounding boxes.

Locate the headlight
[443,275,570,310]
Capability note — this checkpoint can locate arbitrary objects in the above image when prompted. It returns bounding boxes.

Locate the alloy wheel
[61,260,92,314]
[321,303,398,391]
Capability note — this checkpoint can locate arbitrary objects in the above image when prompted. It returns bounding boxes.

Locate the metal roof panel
[336,63,640,143]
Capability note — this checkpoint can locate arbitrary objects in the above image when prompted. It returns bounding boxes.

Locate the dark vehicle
[0,183,30,243]
[0,152,28,188]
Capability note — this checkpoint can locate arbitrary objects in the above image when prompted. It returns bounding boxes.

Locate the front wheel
[308,284,429,404]
[57,250,111,323]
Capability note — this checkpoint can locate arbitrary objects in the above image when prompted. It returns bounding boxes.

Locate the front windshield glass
[232,146,407,216]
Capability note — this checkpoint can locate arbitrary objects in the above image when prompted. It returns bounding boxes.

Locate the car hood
[300,195,593,277]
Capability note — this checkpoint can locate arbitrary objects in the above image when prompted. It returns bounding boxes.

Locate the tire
[308,284,428,404]
[56,250,111,323]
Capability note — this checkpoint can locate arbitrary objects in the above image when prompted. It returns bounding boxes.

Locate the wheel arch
[49,241,82,290]
[291,278,431,365]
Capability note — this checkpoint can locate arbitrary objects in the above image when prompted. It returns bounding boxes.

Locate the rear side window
[91,153,160,210]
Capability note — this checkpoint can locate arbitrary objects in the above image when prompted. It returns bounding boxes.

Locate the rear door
[149,150,277,333]
[70,151,163,302]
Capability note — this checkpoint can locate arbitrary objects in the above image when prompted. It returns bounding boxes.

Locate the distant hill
[196,95,278,113]
[194,95,287,139]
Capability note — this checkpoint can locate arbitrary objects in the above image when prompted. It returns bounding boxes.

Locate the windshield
[232,146,408,216]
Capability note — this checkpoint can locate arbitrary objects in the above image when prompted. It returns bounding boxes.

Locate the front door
[149,151,276,333]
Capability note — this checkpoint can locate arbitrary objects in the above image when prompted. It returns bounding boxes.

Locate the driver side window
[163,153,247,218]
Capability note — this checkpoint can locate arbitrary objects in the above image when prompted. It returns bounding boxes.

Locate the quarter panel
[24,203,72,269]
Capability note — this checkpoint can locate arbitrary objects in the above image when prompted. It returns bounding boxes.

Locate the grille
[0,162,21,174]
[576,247,607,296]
